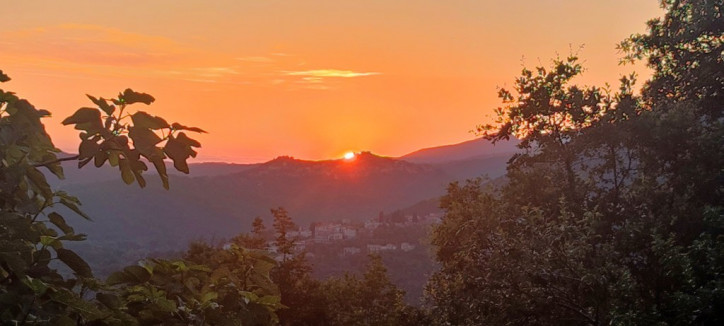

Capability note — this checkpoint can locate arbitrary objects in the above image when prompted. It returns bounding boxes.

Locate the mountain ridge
[400,137,519,164]
[53,138,516,263]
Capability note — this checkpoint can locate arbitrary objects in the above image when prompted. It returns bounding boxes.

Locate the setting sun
[343,152,356,160]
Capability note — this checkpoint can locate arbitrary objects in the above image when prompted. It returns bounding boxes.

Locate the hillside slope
[400,137,518,164]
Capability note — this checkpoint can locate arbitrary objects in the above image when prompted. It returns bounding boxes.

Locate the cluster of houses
[312,223,357,243]
[339,242,417,256]
[266,212,443,257]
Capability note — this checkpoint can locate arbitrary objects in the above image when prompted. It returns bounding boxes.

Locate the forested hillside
[51,148,510,266]
[426,1,724,323]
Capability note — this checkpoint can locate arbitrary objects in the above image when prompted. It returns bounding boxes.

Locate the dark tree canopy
[427,0,723,325]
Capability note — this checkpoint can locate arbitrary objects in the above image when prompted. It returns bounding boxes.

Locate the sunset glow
[0,1,663,163]
[344,152,356,160]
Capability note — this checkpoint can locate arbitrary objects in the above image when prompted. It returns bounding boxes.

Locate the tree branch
[32,155,79,168]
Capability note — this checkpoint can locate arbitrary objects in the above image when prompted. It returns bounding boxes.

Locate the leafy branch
[62,89,206,189]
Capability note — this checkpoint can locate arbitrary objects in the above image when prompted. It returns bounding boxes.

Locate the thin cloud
[301,76,324,83]
[285,69,381,78]
[0,24,188,67]
[191,67,240,77]
[236,56,274,63]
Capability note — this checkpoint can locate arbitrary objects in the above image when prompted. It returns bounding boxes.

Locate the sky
[1,1,663,163]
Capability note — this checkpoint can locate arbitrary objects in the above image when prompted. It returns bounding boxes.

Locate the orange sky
[1,1,662,163]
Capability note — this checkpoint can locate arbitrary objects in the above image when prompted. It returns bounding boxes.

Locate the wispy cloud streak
[285,69,380,78]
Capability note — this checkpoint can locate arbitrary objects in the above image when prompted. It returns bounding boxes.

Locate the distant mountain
[400,137,519,164]
[58,153,452,248]
[172,162,259,177]
[52,142,516,275]
[47,158,258,187]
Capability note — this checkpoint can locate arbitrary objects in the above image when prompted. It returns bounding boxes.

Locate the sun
[343,152,356,160]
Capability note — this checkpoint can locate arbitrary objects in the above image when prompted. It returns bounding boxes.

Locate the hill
[400,137,518,164]
[56,145,516,275]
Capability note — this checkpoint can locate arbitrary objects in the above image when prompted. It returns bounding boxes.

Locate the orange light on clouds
[0,0,663,163]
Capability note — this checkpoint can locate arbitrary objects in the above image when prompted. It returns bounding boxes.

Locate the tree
[0,69,282,325]
[268,207,325,326]
[0,70,186,324]
[619,0,724,118]
[477,55,611,206]
[233,216,269,250]
[108,243,282,325]
[322,254,413,326]
[427,0,723,324]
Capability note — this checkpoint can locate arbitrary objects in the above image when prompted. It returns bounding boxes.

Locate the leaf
[128,126,162,157]
[22,276,49,295]
[56,191,91,220]
[58,233,87,241]
[96,292,121,309]
[56,248,93,278]
[132,164,147,188]
[106,272,132,286]
[121,88,155,105]
[150,157,169,190]
[163,132,200,174]
[118,158,136,185]
[25,166,53,200]
[172,122,207,133]
[124,265,152,283]
[152,297,178,313]
[35,248,51,263]
[0,70,10,82]
[108,150,120,167]
[132,111,169,129]
[48,212,74,234]
[176,132,201,148]
[94,150,108,167]
[257,294,282,307]
[41,153,65,179]
[40,235,62,249]
[201,291,219,305]
[49,289,104,320]
[62,108,102,130]
[78,139,99,160]
[0,251,28,277]
[86,94,115,115]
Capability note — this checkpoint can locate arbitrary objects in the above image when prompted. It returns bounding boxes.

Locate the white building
[342,247,361,255]
[342,227,357,239]
[364,220,381,230]
[367,244,383,253]
[328,233,344,241]
[401,242,416,252]
[381,244,398,251]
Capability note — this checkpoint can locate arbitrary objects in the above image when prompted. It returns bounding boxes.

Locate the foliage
[619,0,724,118]
[108,243,282,325]
[321,254,417,326]
[268,208,325,326]
[61,88,205,189]
[0,71,282,325]
[232,217,269,250]
[427,1,723,324]
[0,70,131,324]
[232,208,425,326]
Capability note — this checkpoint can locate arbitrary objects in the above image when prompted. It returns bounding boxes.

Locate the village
[267,212,443,259]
